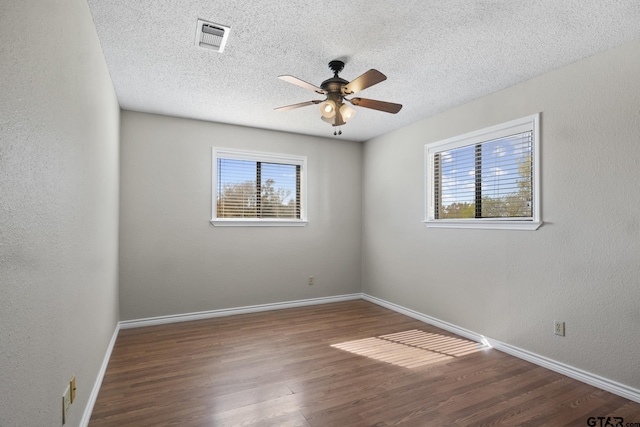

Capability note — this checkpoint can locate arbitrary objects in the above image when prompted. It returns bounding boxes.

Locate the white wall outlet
[554,320,565,337]
[62,385,71,424]
[308,276,314,286]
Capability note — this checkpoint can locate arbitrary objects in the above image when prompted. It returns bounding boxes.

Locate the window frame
[424,113,541,230]
[211,147,308,227]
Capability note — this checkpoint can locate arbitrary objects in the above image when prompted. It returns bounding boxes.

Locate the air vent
[195,19,230,53]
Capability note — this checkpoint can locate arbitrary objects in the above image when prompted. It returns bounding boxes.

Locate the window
[425,114,541,230]
[211,148,307,226]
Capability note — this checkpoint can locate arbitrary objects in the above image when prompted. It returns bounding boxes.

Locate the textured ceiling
[86,1,640,142]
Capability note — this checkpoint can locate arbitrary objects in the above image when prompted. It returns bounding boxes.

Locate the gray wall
[0,1,120,426]
[119,112,362,320]
[2,2,638,423]
[362,38,640,389]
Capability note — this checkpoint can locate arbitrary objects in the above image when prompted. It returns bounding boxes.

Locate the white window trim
[424,113,542,231]
[211,147,308,227]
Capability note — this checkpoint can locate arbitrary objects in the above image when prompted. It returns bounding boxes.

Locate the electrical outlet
[308,276,314,286]
[70,376,76,403]
[62,385,71,424]
[554,320,565,337]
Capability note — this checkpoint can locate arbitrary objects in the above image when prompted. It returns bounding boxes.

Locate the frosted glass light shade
[340,104,356,122]
[320,100,336,118]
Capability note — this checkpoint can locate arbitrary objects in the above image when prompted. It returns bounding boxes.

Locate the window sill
[423,220,542,231]
[211,219,308,227]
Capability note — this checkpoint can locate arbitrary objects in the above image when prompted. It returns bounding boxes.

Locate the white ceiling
[86,1,640,142]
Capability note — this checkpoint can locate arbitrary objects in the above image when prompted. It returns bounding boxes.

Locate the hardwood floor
[89,300,640,426]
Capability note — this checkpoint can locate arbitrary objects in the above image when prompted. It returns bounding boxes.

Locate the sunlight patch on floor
[331,329,487,368]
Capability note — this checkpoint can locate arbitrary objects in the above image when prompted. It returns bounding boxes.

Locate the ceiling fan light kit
[275,60,402,136]
[340,103,356,121]
[320,100,336,118]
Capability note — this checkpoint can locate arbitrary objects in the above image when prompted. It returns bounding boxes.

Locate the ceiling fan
[275,60,403,135]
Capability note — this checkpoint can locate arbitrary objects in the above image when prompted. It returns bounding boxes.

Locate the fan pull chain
[333,127,343,136]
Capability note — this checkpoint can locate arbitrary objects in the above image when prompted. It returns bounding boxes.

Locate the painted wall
[362,38,640,389]
[0,1,120,426]
[119,112,362,320]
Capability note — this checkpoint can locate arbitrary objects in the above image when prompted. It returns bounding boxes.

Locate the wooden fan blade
[350,97,403,114]
[274,100,321,111]
[343,69,387,95]
[278,75,326,94]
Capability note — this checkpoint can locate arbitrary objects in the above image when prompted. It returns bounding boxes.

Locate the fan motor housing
[321,77,348,95]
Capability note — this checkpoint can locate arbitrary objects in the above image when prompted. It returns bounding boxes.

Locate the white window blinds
[433,131,533,219]
[211,148,307,226]
[216,159,301,219]
[425,113,541,230]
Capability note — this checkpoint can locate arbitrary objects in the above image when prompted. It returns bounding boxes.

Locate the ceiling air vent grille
[195,19,230,53]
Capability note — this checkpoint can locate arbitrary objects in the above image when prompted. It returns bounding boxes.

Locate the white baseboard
[84,292,639,426]
[486,338,640,403]
[82,294,360,423]
[362,293,640,403]
[119,293,363,329]
[362,294,486,344]
[80,323,120,427]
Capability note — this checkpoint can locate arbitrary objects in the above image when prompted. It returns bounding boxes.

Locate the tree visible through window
[425,114,541,230]
[217,159,300,219]
[434,133,532,219]
[212,148,307,226]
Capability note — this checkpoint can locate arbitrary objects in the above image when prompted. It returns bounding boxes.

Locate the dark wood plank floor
[89,300,640,426]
